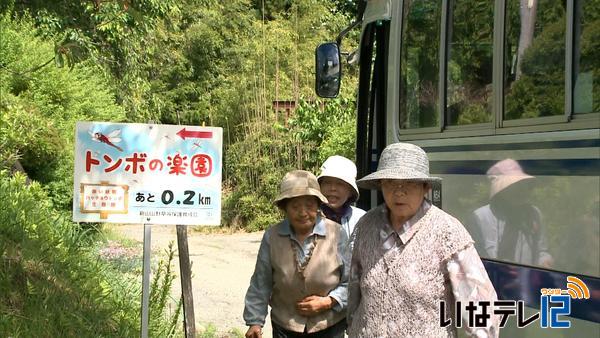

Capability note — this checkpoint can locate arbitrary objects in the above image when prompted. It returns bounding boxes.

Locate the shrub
[0,14,125,212]
[0,171,180,336]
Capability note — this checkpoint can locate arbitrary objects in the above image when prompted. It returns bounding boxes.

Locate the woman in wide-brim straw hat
[243,170,349,338]
[346,142,500,338]
[470,158,553,268]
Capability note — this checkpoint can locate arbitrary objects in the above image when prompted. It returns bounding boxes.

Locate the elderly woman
[347,143,500,337]
[317,155,366,247]
[244,170,348,338]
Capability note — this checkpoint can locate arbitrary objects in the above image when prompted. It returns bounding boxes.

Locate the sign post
[73,121,223,338]
[177,225,196,337]
[141,224,151,338]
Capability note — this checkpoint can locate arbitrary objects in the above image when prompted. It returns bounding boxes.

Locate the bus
[316,0,599,336]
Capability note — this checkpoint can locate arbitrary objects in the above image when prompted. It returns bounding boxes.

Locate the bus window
[504,0,566,120]
[399,0,441,129]
[446,0,494,125]
[574,0,600,114]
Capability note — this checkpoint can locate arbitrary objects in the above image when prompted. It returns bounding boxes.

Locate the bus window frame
[392,0,599,141]
[356,20,390,211]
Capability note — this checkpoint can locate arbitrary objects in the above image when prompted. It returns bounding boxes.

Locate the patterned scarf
[321,202,351,224]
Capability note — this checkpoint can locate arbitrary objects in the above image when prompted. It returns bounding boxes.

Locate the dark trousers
[272,319,346,338]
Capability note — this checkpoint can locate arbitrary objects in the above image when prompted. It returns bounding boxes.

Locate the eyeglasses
[381,180,423,194]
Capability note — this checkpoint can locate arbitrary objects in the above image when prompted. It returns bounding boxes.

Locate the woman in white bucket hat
[244,170,349,338]
[318,155,366,247]
[347,143,499,337]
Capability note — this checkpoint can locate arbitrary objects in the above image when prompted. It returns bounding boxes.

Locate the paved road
[112,224,272,338]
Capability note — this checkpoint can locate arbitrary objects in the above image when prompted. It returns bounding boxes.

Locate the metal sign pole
[141,224,151,338]
[177,224,196,337]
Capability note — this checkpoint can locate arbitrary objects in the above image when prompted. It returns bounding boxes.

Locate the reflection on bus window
[504,0,566,119]
[446,0,493,125]
[574,0,600,114]
[456,157,600,278]
[399,0,441,129]
[469,159,553,268]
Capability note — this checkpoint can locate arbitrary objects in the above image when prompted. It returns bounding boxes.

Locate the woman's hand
[296,295,336,317]
[245,325,262,338]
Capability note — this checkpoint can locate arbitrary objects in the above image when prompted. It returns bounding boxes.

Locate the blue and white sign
[73,121,223,225]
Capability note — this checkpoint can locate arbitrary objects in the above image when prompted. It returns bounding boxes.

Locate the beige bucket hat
[273,170,328,207]
[487,159,534,199]
[357,142,441,190]
[317,155,360,201]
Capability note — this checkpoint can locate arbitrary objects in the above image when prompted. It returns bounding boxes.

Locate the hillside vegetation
[0,0,359,335]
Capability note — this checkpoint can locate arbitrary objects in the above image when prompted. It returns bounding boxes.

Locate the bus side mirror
[315,42,341,98]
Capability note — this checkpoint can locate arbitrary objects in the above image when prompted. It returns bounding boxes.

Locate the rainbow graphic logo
[540,276,590,328]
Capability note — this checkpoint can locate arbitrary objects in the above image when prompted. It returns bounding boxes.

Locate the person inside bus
[469,158,553,268]
[317,155,366,249]
[347,142,499,337]
[243,170,348,338]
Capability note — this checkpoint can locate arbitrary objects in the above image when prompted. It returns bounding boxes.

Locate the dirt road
[112,224,272,338]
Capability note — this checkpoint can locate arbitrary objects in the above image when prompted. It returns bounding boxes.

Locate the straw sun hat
[273,170,328,207]
[357,142,441,190]
[487,158,534,199]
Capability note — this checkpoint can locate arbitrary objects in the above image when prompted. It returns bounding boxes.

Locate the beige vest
[348,205,473,337]
[269,219,346,333]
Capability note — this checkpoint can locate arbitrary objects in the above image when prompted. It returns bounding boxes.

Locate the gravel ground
[111,224,272,338]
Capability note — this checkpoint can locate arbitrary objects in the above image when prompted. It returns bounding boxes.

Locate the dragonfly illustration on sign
[89,128,123,152]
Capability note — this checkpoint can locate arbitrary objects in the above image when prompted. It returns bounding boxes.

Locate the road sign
[73,121,223,225]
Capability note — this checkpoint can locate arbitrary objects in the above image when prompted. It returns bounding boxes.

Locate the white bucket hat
[487,159,534,199]
[357,142,441,190]
[317,155,360,201]
[273,170,328,207]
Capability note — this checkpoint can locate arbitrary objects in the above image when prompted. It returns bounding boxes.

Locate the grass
[191,224,262,235]
[0,172,182,337]
[197,323,245,338]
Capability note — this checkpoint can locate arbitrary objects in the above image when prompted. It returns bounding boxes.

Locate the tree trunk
[516,0,537,79]
[10,160,32,185]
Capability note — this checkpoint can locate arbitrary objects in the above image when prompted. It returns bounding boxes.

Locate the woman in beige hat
[347,142,499,337]
[243,170,348,338]
[317,155,366,248]
[470,159,553,267]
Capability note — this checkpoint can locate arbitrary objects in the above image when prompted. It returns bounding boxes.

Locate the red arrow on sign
[176,128,213,140]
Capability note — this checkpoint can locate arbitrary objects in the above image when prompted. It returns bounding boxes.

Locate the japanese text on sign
[73,122,222,225]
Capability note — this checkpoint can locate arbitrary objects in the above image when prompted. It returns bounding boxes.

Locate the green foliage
[5,0,175,71]
[456,103,491,125]
[0,171,182,336]
[0,171,136,336]
[223,119,295,231]
[149,242,183,337]
[196,323,244,338]
[506,18,565,119]
[319,117,356,162]
[0,14,125,210]
[223,95,357,231]
[289,98,356,167]
[577,15,600,113]
[3,0,178,122]
[400,0,441,128]
[446,0,493,125]
[504,2,573,119]
[199,1,358,231]
[197,322,219,338]
[2,0,359,234]
[0,0,359,335]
